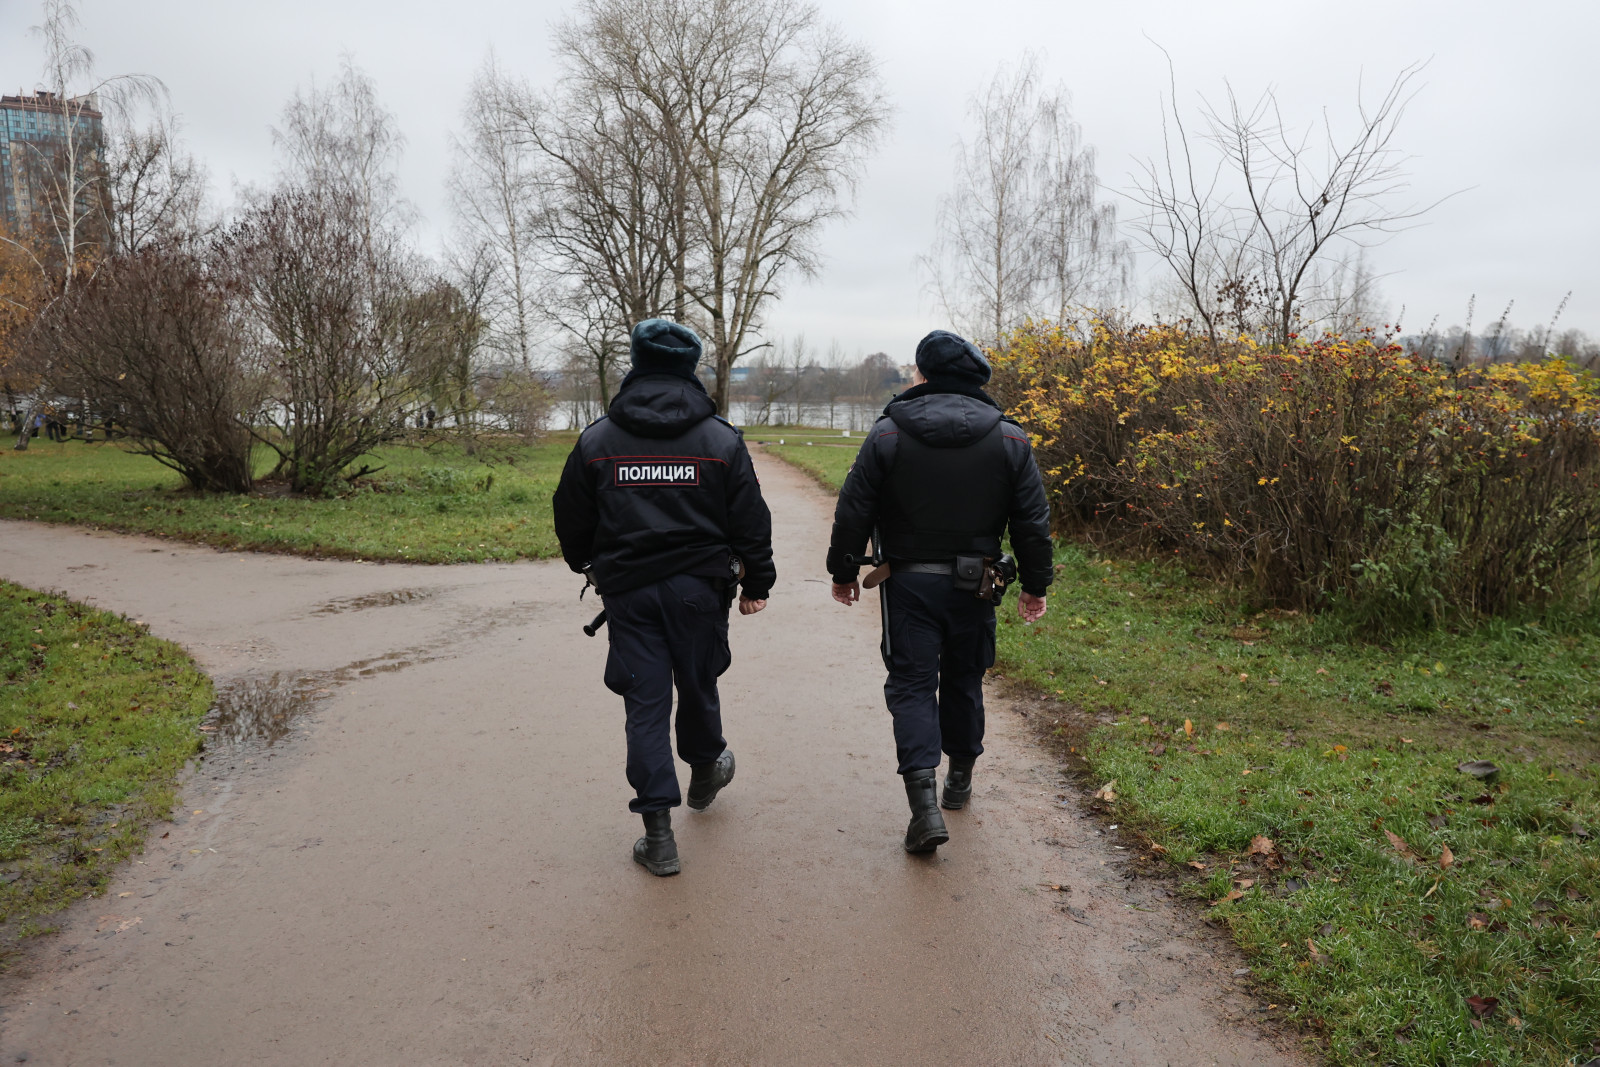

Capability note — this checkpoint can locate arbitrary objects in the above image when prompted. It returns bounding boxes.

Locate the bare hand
[1018,592,1047,623]
[738,596,767,615]
[831,581,860,606]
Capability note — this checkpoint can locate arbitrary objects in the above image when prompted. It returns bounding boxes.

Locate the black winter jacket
[825,384,1053,597]
[553,374,775,599]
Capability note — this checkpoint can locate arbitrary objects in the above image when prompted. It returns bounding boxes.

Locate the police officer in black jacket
[554,319,776,876]
[826,330,1051,853]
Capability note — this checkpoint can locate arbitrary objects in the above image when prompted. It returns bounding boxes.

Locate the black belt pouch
[953,553,985,593]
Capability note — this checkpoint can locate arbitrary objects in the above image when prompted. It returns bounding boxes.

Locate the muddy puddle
[204,649,432,748]
[206,674,333,747]
[309,588,439,616]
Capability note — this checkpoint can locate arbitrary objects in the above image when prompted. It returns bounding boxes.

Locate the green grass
[0,581,212,946]
[762,444,1600,1066]
[0,437,575,563]
[759,440,859,489]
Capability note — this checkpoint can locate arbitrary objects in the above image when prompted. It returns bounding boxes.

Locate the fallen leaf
[1465,995,1499,1018]
[1400,737,1415,744]
[1305,938,1332,967]
[1187,860,1207,871]
[1238,672,1249,682]
[1423,880,1439,899]
[1315,667,1328,674]
[1234,878,1256,889]
[1245,835,1276,858]
[1148,743,1166,756]
[1428,813,1449,830]
[1212,889,1246,906]
[1385,830,1419,861]
[1440,844,1454,868]
[1183,719,1194,738]
[1467,913,1489,930]
[1093,781,1117,802]
[1214,722,1232,731]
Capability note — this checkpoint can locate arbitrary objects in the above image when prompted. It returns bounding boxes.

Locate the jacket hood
[885,385,1002,447]
[608,373,717,439]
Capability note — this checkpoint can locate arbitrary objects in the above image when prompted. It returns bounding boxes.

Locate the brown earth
[0,454,1308,1066]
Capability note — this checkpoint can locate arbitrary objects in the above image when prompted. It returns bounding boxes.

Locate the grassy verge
[758,440,858,490]
[0,437,575,563]
[1,581,212,947]
[763,444,1600,1066]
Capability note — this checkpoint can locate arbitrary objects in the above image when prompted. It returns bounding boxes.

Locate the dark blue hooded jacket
[825,383,1053,597]
[553,374,775,599]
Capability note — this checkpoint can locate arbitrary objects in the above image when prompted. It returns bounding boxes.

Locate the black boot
[686,749,736,811]
[632,810,680,876]
[941,756,975,810]
[902,769,950,853]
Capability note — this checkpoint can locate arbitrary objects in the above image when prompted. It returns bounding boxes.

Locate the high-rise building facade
[0,90,104,233]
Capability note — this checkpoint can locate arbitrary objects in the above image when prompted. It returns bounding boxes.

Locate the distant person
[553,319,775,876]
[425,407,436,430]
[826,330,1052,853]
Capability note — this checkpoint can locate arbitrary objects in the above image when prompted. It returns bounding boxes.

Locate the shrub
[33,242,261,492]
[990,321,1600,621]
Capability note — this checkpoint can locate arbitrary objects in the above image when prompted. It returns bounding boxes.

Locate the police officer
[554,319,776,876]
[826,330,1051,852]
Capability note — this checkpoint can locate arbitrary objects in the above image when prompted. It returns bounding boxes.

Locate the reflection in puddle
[207,674,329,747]
[310,589,437,616]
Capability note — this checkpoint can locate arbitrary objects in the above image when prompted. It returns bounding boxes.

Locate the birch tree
[925,56,1128,344]
[450,56,539,371]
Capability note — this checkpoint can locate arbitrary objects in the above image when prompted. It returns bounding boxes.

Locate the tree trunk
[13,403,39,451]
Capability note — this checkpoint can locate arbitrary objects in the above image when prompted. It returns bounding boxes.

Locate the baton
[872,527,889,659]
[583,610,607,637]
[845,532,890,660]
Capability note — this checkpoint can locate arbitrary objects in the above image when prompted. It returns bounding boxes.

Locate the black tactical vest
[880,422,1011,561]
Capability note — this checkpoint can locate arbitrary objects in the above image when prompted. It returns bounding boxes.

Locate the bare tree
[503,62,680,405]
[925,56,1128,344]
[271,56,411,263]
[1134,58,1442,347]
[229,187,450,494]
[103,120,211,255]
[450,56,540,371]
[6,0,164,449]
[33,240,259,491]
[548,0,889,414]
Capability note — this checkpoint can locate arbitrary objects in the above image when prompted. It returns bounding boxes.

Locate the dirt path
[0,454,1306,1066]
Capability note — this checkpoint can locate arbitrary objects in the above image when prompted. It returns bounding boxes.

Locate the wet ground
[0,455,1308,1065]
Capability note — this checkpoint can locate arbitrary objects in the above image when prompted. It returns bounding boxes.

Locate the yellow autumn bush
[990,321,1600,624]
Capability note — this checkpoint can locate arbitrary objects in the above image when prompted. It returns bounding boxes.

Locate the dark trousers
[603,573,731,813]
[881,571,996,775]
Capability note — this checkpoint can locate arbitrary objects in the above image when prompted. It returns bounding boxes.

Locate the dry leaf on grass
[1092,781,1117,802]
[1439,844,1454,868]
[1245,835,1277,858]
[1183,719,1194,738]
[1385,829,1419,862]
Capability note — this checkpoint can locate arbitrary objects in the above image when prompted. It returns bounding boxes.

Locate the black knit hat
[630,319,703,381]
[914,330,991,388]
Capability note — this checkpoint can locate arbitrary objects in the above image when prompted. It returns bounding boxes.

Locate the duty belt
[895,561,954,574]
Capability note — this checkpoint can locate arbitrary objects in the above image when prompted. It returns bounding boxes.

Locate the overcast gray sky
[2,0,1594,360]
